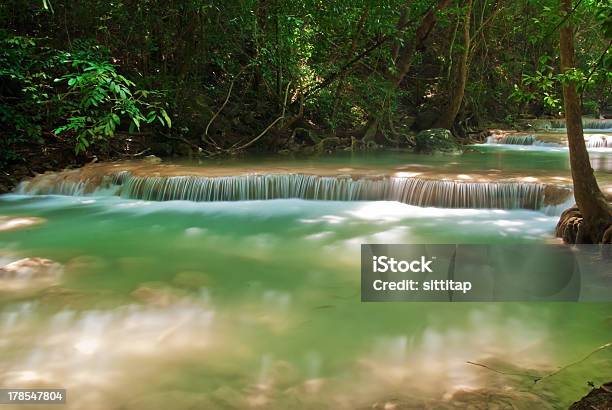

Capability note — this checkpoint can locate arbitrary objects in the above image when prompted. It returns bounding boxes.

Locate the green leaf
[160,109,171,128]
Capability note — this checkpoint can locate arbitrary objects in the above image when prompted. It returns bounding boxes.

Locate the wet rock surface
[0,216,46,232]
[0,257,63,292]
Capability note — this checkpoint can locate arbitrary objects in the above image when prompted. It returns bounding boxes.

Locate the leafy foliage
[0,34,55,165]
[0,31,169,165]
[54,58,171,153]
[511,56,561,112]
[1,0,611,159]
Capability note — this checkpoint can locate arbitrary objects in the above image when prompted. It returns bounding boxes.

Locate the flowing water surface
[0,147,611,409]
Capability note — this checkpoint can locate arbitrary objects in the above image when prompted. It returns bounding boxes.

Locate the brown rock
[0,257,63,292]
[569,382,612,410]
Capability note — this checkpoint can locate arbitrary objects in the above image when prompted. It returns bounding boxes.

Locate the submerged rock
[0,257,63,291]
[0,216,46,232]
[210,386,244,409]
[39,286,95,309]
[131,283,186,307]
[172,271,210,289]
[414,129,461,154]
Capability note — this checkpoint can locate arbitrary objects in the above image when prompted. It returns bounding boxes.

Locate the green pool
[0,148,610,409]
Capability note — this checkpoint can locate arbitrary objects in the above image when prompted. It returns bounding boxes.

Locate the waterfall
[108,172,568,211]
[117,173,386,202]
[15,179,93,196]
[486,135,535,145]
[549,119,612,132]
[118,174,549,209]
[485,133,610,148]
[17,171,573,212]
[386,178,549,209]
[585,134,611,148]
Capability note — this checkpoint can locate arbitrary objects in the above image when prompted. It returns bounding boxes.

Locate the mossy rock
[414,128,461,154]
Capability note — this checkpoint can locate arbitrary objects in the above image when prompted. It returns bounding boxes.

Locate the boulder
[414,128,461,154]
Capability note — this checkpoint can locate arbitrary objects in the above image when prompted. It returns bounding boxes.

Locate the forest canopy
[1,0,611,162]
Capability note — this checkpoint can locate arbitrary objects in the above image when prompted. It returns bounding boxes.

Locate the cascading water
[386,177,550,209]
[484,133,610,148]
[2,149,606,410]
[585,134,611,148]
[18,171,572,212]
[16,179,92,196]
[548,118,612,132]
[486,135,536,145]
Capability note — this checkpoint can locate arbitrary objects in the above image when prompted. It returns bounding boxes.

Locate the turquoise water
[175,147,576,173]
[169,146,612,177]
[0,149,611,409]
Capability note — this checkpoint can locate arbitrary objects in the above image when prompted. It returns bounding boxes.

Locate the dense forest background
[1,0,611,175]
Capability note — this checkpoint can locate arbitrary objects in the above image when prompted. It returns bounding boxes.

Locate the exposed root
[467,342,612,385]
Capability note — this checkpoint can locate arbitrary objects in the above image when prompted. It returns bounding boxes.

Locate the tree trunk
[393,0,452,86]
[331,6,370,122]
[435,0,473,129]
[559,0,612,243]
[364,0,451,142]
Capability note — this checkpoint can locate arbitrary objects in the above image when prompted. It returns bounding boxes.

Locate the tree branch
[231,81,291,151]
[203,66,248,148]
[301,1,436,100]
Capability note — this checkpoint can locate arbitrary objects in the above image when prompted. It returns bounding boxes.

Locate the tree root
[556,206,612,245]
[467,342,612,384]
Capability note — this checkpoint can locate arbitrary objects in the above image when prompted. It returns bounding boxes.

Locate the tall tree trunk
[559,0,612,243]
[435,0,473,129]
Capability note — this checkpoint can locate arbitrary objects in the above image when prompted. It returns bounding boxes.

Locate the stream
[0,133,611,409]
